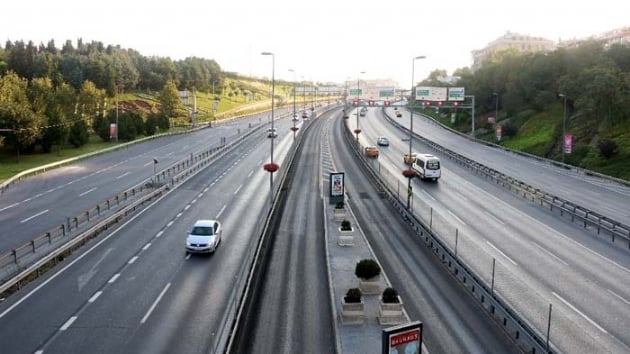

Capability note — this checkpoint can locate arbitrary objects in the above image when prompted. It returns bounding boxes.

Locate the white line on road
[234,184,242,195]
[60,316,77,331]
[128,256,138,264]
[552,292,608,333]
[143,161,153,167]
[486,241,518,266]
[20,209,49,223]
[155,231,164,238]
[142,243,151,251]
[248,170,254,178]
[79,187,97,197]
[141,283,171,324]
[608,289,630,306]
[447,210,466,226]
[217,205,226,219]
[484,211,505,225]
[532,242,568,266]
[184,205,190,211]
[88,291,103,303]
[108,274,120,283]
[0,202,19,213]
[115,172,131,180]
[421,190,435,201]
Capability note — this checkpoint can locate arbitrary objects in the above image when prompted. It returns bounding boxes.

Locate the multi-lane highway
[348,105,630,353]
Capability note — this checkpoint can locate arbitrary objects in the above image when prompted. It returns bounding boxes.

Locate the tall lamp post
[289,68,298,138]
[355,71,366,142]
[559,93,568,163]
[406,55,426,210]
[261,52,277,205]
[492,92,498,123]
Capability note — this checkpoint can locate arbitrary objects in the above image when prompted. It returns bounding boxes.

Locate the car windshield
[191,226,213,236]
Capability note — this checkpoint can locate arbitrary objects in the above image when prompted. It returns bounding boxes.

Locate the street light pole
[559,93,567,163]
[493,92,498,123]
[289,68,297,138]
[356,71,365,142]
[262,52,275,205]
[407,55,426,210]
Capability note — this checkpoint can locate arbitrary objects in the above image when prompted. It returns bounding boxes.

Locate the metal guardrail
[340,111,555,354]
[384,110,630,249]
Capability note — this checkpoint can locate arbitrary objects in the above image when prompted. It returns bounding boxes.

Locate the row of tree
[0,39,217,158]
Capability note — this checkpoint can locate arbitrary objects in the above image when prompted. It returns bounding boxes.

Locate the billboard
[448,87,465,101]
[416,86,447,101]
[330,172,345,198]
[564,134,573,154]
[378,87,396,98]
[382,321,423,354]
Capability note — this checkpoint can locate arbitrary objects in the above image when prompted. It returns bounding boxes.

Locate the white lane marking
[234,185,242,195]
[247,170,254,178]
[184,205,191,211]
[143,161,153,167]
[156,231,164,238]
[185,253,191,260]
[552,292,608,333]
[531,242,568,266]
[176,212,183,218]
[167,221,173,228]
[115,172,131,180]
[141,283,171,324]
[191,198,198,204]
[484,211,505,225]
[486,241,518,266]
[142,243,151,251]
[0,202,20,212]
[60,316,77,331]
[20,209,49,223]
[447,210,466,226]
[79,187,97,197]
[108,274,120,284]
[128,256,138,265]
[217,205,226,219]
[88,291,103,303]
[421,190,435,201]
[608,289,630,306]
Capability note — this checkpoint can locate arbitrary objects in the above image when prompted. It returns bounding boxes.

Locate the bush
[598,139,619,159]
[355,258,381,280]
[382,287,399,303]
[335,201,344,209]
[344,288,362,303]
[340,219,352,231]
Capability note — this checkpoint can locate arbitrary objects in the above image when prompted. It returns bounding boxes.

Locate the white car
[267,127,278,138]
[377,136,389,146]
[292,114,300,122]
[186,220,222,254]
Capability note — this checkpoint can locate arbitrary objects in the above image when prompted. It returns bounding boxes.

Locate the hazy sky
[2,0,628,87]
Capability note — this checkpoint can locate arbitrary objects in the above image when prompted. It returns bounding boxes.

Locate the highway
[347,105,630,353]
[0,113,298,353]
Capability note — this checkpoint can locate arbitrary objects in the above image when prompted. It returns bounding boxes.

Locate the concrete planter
[359,276,381,295]
[341,299,365,325]
[333,208,346,221]
[338,234,355,246]
[378,296,405,325]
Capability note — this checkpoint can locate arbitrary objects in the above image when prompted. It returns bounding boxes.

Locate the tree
[598,139,619,159]
[158,79,181,119]
[68,119,89,147]
[0,71,41,160]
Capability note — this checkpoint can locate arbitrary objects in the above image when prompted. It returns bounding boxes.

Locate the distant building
[471,31,556,70]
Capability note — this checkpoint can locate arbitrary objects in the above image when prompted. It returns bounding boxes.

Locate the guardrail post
[86,210,90,222]
[116,195,120,206]
[66,217,71,232]
[74,217,79,229]
[31,240,36,253]
[12,249,17,264]
[47,232,52,244]
[97,205,100,216]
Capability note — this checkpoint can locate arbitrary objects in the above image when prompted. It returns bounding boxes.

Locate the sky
[2,0,628,87]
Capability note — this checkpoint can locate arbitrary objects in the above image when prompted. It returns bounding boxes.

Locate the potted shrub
[355,258,381,294]
[334,200,345,221]
[378,287,405,325]
[338,218,355,246]
[341,287,365,324]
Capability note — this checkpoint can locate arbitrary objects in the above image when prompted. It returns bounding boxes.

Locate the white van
[412,154,441,181]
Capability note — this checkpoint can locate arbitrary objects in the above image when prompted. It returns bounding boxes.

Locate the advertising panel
[379,87,396,98]
[330,172,345,198]
[382,321,423,354]
[564,134,573,153]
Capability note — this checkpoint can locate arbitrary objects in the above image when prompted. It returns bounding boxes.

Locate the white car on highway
[186,220,222,254]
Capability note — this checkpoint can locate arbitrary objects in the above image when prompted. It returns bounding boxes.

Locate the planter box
[338,234,354,246]
[333,208,346,221]
[359,277,381,295]
[378,296,405,325]
[341,299,365,325]
[338,226,354,236]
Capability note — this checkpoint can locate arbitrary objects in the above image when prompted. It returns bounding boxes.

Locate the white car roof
[193,219,217,227]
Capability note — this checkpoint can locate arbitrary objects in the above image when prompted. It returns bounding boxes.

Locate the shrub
[355,258,381,280]
[340,219,352,231]
[335,201,344,209]
[382,287,399,303]
[344,288,362,303]
[598,139,619,159]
